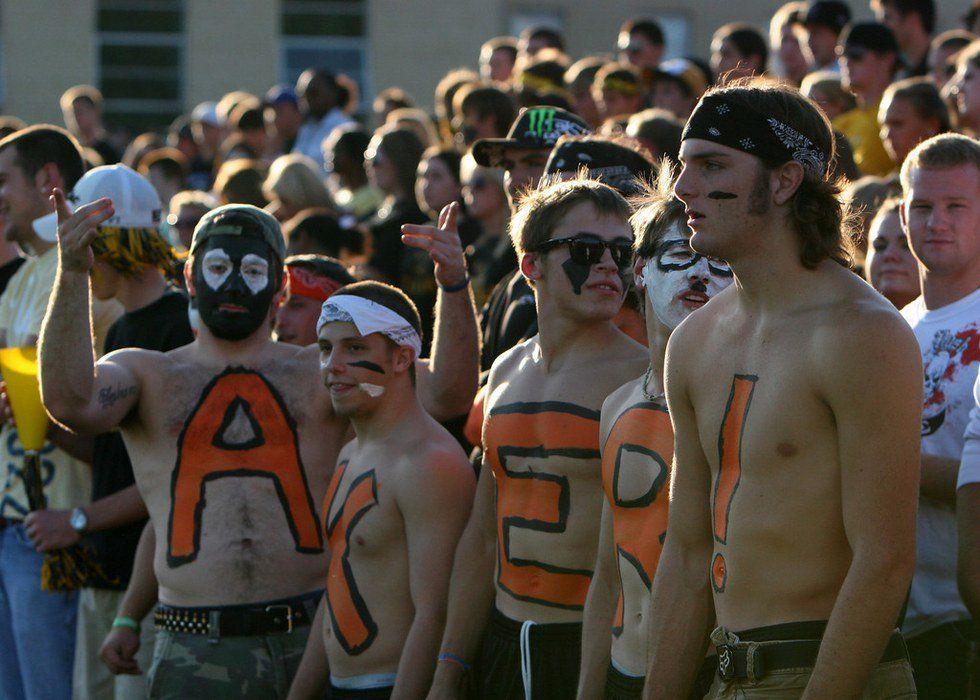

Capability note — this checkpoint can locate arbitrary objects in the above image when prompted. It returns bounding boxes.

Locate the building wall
[184,0,279,108]
[2,0,97,124]
[0,0,972,128]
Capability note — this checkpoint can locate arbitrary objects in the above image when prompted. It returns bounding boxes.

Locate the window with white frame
[97,0,184,133]
[280,0,369,113]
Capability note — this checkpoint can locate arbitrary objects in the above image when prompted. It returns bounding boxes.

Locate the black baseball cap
[804,1,852,34]
[841,22,900,56]
[472,106,590,168]
[544,137,655,197]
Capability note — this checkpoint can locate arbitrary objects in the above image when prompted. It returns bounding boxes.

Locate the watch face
[70,508,87,532]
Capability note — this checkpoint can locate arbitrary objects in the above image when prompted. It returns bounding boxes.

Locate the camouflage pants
[146,625,311,699]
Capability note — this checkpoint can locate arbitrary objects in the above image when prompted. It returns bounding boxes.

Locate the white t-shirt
[957,373,980,489]
[900,287,980,637]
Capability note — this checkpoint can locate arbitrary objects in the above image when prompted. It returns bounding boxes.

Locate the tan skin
[288,324,475,699]
[642,141,922,699]
[428,201,647,698]
[39,191,348,607]
[96,200,480,674]
[579,229,734,696]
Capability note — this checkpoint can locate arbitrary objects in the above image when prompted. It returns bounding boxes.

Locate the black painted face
[193,234,281,340]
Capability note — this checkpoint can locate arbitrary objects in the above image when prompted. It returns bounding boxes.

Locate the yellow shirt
[0,247,122,517]
[833,103,895,177]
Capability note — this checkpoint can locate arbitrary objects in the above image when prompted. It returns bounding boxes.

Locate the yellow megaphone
[0,347,49,451]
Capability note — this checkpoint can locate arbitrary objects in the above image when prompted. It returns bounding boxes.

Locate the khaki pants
[703,658,917,699]
[73,587,155,700]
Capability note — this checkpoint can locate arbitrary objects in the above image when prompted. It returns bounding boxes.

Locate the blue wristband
[437,652,472,671]
[438,274,470,293]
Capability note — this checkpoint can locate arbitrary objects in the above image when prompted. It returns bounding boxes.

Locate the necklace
[642,363,658,402]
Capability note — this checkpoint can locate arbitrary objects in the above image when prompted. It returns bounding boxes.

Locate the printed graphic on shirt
[485,401,601,610]
[167,368,323,567]
[323,461,380,656]
[921,323,980,436]
[602,400,671,635]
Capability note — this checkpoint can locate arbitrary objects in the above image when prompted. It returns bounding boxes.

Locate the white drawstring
[519,619,535,700]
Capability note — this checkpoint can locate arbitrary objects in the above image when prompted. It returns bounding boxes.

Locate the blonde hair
[262,154,333,210]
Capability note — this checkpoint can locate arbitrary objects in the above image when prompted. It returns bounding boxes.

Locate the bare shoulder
[99,346,171,380]
[393,425,475,507]
[600,376,643,446]
[486,336,537,392]
[810,283,922,397]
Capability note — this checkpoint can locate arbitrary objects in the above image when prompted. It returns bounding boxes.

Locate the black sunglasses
[535,234,634,269]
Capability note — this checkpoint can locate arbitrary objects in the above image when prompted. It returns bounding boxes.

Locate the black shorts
[472,607,582,699]
[605,662,643,699]
[326,683,393,699]
[603,656,717,700]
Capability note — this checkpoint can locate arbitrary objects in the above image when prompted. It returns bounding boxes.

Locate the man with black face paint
[39,200,349,698]
[578,174,734,700]
[430,179,646,700]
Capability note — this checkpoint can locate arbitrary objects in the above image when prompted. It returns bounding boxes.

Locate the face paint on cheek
[643,258,689,330]
[561,258,592,295]
[358,383,385,397]
[707,191,738,200]
[348,360,386,374]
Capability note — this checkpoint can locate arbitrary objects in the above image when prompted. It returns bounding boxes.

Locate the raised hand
[401,202,468,290]
[51,188,114,273]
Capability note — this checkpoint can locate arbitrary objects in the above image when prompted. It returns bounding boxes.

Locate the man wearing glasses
[429,179,647,699]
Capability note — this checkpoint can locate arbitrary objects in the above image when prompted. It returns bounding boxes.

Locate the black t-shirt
[0,257,25,296]
[89,290,194,589]
[479,269,537,374]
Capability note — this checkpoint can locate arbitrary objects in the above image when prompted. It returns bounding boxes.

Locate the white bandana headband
[317,295,423,359]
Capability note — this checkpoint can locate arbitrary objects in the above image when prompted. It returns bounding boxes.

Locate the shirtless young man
[642,81,923,699]
[39,200,350,698]
[578,181,733,700]
[429,179,648,699]
[288,282,475,699]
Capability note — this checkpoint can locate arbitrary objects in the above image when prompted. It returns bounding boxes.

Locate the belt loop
[208,611,221,644]
[745,641,759,682]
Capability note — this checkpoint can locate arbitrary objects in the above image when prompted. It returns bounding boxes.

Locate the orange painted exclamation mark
[711,374,757,593]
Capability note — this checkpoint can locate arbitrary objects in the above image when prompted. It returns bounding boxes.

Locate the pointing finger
[51,188,73,224]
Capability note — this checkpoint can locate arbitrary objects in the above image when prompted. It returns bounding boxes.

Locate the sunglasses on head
[535,234,634,269]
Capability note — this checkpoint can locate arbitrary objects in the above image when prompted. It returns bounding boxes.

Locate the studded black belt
[154,590,321,637]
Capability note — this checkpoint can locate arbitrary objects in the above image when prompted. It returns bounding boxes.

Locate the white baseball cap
[32,164,163,242]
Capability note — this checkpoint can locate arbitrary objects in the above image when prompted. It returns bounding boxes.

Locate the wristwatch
[69,507,89,534]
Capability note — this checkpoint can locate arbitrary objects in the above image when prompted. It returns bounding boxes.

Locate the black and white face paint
[637,225,733,330]
[193,234,280,341]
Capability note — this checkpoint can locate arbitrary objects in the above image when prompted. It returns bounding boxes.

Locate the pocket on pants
[146,630,174,698]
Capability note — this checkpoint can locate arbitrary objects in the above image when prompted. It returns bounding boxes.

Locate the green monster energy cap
[189,203,286,261]
[472,106,591,168]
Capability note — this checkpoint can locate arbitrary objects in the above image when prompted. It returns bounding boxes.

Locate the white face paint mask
[240,253,270,295]
[640,228,733,330]
[202,249,232,291]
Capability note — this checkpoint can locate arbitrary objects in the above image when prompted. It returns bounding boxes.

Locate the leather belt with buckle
[154,592,320,637]
[716,631,908,682]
